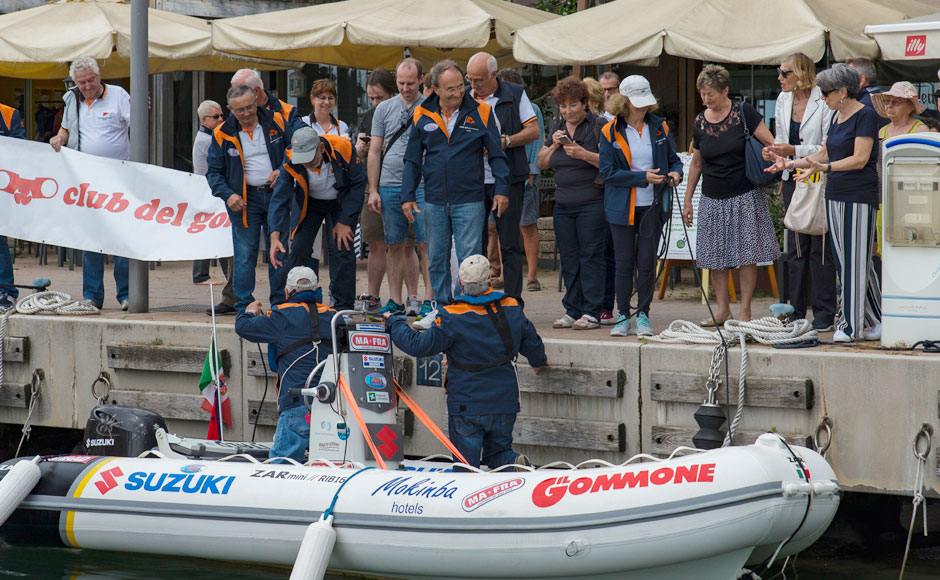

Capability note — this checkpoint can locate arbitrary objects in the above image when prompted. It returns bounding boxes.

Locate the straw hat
[872,82,926,118]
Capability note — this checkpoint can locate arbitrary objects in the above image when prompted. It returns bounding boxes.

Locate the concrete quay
[1,256,938,498]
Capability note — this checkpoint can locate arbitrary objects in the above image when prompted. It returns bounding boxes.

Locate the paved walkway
[7,249,803,345]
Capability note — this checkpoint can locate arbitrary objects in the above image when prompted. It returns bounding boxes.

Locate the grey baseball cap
[286,266,318,293]
[291,126,321,165]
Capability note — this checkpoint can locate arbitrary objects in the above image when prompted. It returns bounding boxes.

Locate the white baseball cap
[286,266,318,293]
[458,255,491,286]
[619,75,657,108]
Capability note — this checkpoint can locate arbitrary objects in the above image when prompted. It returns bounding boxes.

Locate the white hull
[6,434,839,580]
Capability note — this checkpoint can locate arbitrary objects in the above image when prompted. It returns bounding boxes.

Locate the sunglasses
[204,114,223,120]
[884,98,910,107]
[776,67,795,78]
[820,88,838,97]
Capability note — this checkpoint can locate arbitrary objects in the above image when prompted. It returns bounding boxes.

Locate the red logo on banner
[0,170,59,205]
[906,35,927,57]
[376,426,399,459]
[94,466,125,495]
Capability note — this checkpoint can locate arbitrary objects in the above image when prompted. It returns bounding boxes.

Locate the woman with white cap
[599,75,682,337]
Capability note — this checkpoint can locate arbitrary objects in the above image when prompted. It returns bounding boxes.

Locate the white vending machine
[881,133,940,347]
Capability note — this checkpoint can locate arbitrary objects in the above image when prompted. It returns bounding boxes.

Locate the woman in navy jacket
[599,76,682,337]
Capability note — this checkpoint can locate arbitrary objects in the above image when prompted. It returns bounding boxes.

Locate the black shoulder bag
[739,101,777,188]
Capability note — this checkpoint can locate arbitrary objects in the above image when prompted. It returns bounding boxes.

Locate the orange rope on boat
[338,374,387,470]
[394,380,469,465]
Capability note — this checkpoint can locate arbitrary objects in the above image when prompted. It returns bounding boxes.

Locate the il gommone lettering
[532,463,716,508]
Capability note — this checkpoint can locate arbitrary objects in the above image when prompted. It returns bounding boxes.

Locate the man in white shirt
[50,56,131,311]
[466,52,540,303]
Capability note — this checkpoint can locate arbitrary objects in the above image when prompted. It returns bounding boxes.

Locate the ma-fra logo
[906,35,927,57]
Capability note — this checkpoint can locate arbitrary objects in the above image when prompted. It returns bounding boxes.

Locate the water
[1,544,938,579]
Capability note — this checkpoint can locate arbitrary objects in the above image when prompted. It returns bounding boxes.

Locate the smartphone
[557,134,573,145]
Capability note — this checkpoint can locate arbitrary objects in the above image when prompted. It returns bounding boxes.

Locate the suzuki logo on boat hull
[532,464,716,508]
[462,478,525,512]
[123,471,236,495]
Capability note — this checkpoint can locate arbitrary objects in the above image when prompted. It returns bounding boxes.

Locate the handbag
[784,172,828,236]
[738,101,777,188]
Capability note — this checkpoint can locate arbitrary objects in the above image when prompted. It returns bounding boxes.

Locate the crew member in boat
[235,266,335,462]
[384,255,549,469]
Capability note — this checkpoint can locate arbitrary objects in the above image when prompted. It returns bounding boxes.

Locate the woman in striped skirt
[767,64,881,342]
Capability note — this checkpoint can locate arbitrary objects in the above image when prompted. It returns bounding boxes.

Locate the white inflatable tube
[0,456,41,527]
[289,515,336,580]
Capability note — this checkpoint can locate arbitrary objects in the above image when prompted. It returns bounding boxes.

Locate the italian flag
[200,337,232,439]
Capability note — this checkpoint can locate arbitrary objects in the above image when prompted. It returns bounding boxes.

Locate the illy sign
[906,35,927,57]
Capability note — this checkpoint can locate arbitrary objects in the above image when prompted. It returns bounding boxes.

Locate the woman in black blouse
[683,64,780,324]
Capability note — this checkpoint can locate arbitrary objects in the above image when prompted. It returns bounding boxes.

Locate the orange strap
[394,380,469,465]
[610,120,637,225]
[338,375,387,470]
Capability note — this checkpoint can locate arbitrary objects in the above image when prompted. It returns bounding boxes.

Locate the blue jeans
[287,199,357,310]
[82,251,128,306]
[425,201,484,304]
[0,236,16,300]
[448,414,518,469]
[380,186,427,244]
[228,191,287,312]
[553,200,607,319]
[270,405,310,463]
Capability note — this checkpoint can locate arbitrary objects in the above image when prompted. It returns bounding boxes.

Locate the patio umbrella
[866,12,940,60]
[513,0,934,66]
[211,0,559,70]
[0,0,287,80]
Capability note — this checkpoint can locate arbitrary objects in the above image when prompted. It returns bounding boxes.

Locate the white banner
[659,152,700,261]
[0,136,233,261]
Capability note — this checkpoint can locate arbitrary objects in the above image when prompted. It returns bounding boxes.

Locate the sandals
[699,316,733,327]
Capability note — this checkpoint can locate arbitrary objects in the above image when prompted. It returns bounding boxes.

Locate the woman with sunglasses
[766,63,881,343]
[762,53,836,332]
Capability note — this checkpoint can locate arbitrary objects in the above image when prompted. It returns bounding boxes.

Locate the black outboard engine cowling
[81,405,167,457]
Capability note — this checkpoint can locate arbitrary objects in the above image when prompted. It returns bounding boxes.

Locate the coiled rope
[14,291,100,315]
[650,317,818,445]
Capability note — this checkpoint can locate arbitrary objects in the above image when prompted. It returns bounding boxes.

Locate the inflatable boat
[0,434,838,580]
[0,311,840,579]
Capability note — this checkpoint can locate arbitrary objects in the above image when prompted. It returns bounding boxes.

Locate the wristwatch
[826,163,831,173]
[502,134,511,148]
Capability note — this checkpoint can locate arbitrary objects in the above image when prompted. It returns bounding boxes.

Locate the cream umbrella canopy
[211,0,559,70]
[0,0,286,80]
[513,0,934,66]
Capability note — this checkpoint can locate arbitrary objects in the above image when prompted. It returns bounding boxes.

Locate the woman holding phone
[538,76,606,330]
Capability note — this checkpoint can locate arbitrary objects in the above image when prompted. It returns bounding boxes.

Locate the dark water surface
[2,544,938,579]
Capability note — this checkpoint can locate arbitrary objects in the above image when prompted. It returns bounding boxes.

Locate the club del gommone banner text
[0,136,233,261]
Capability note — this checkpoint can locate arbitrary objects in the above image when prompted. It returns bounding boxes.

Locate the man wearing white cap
[235,266,337,462]
[384,255,548,469]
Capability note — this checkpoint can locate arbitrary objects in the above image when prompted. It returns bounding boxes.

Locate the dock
[1,254,938,498]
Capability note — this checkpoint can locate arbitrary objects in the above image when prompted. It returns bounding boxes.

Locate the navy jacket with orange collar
[206,105,287,228]
[235,289,335,413]
[268,134,367,240]
[0,103,25,139]
[401,91,510,205]
[387,289,546,416]
[263,89,301,139]
[599,113,683,226]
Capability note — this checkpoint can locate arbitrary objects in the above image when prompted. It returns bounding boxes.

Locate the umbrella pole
[128,0,149,313]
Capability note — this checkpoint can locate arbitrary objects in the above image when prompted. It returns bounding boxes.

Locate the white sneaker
[412,301,439,330]
[553,314,575,328]
[405,296,421,317]
[863,324,882,341]
[832,330,852,343]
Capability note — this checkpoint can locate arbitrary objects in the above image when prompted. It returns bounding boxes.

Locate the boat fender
[289,514,336,580]
[0,456,41,527]
[782,481,813,498]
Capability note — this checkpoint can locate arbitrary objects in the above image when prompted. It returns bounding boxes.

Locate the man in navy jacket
[269,126,366,310]
[385,255,548,469]
[207,85,288,312]
[235,266,336,462]
[0,102,25,309]
[401,59,510,305]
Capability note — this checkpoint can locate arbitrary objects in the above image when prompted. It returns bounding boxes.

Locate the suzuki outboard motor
[81,406,168,457]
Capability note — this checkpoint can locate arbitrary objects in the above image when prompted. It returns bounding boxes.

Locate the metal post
[128,0,149,312]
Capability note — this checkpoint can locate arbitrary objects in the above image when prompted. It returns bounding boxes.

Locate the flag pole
[208,283,224,441]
